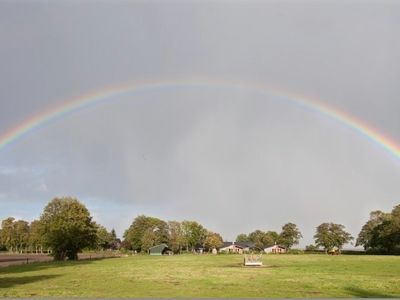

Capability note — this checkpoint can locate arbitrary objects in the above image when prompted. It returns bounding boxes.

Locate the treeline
[355,204,400,254]
[0,197,399,259]
[235,222,303,250]
[0,198,120,259]
[0,216,120,255]
[122,215,223,253]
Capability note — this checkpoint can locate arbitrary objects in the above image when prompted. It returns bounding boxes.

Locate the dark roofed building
[235,242,256,250]
[149,243,171,255]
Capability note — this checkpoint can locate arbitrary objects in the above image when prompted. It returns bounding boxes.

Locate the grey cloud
[1,1,400,245]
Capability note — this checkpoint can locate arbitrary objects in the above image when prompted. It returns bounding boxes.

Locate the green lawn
[0,254,399,298]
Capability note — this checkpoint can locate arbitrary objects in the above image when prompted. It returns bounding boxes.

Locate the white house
[264,244,286,254]
[219,242,244,254]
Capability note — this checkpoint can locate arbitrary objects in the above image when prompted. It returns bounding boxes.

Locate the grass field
[0,254,399,298]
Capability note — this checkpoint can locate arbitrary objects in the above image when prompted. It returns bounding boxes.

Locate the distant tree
[39,197,97,260]
[204,231,224,251]
[109,228,121,250]
[0,217,15,252]
[167,221,185,253]
[29,220,44,253]
[0,217,30,253]
[235,233,249,243]
[356,210,390,250]
[96,224,114,250]
[0,228,3,251]
[181,220,207,251]
[314,222,353,252]
[248,230,265,249]
[123,215,168,252]
[264,231,279,246]
[367,205,400,253]
[141,228,158,253]
[111,229,117,240]
[13,220,29,253]
[248,230,279,249]
[278,223,303,249]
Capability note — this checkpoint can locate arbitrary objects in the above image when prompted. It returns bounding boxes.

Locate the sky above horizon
[1,0,400,247]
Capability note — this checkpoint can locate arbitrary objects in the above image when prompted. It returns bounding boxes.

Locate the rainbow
[1,79,400,161]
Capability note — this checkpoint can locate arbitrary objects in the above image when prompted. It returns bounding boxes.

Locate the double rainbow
[1,79,399,161]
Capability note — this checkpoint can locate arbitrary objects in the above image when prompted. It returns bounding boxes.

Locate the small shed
[149,244,171,255]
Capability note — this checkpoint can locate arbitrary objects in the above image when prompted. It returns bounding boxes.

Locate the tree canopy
[279,223,303,249]
[123,215,168,252]
[39,197,97,260]
[204,231,223,251]
[314,222,353,252]
[357,205,400,253]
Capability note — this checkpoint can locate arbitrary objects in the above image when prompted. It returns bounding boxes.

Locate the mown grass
[0,254,399,298]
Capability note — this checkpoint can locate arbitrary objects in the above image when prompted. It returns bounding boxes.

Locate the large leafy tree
[96,224,115,250]
[29,220,45,253]
[0,217,30,253]
[265,231,280,246]
[248,230,266,249]
[0,217,15,252]
[314,222,353,252]
[366,205,400,253]
[181,220,207,251]
[278,223,303,249]
[141,228,158,253]
[13,220,29,253]
[123,215,168,252]
[235,233,249,243]
[167,221,185,254]
[356,210,389,250]
[248,230,279,249]
[204,231,224,251]
[39,197,97,260]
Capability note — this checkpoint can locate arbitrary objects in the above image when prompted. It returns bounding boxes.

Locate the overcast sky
[1,0,400,247]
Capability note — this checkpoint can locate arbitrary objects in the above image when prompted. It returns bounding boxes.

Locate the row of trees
[235,222,303,250]
[123,215,223,253]
[356,204,400,254]
[0,198,119,260]
[1,197,399,259]
[303,204,400,254]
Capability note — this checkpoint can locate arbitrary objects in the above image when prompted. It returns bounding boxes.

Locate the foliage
[140,228,158,253]
[314,222,353,251]
[248,230,266,249]
[181,220,207,251]
[0,217,30,253]
[235,233,249,243]
[167,221,185,253]
[356,210,389,249]
[123,215,168,252]
[204,231,223,250]
[95,224,115,250]
[248,230,279,249]
[39,197,97,260]
[357,205,400,253]
[13,220,29,252]
[278,222,302,249]
[0,217,15,252]
[29,220,45,253]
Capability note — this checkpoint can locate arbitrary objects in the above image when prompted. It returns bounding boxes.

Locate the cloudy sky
[1,0,399,247]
